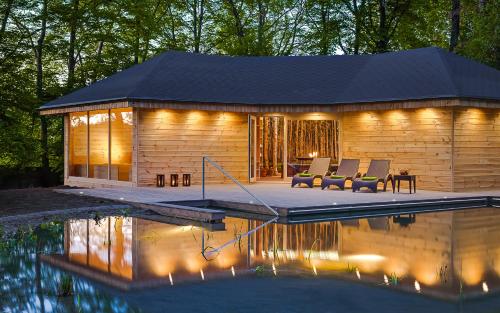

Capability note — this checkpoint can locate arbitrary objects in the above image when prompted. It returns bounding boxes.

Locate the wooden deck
[57,183,500,221]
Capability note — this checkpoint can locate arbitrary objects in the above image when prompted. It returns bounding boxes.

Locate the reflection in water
[46,208,500,299]
[0,222,139,313]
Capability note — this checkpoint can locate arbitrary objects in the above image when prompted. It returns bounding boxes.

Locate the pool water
[2,207,500,312]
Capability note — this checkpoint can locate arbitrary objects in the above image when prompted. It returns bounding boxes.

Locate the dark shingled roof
[41,47,500,109]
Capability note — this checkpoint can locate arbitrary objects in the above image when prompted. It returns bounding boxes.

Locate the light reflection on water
[53,208,500,298]
[2,207,500,312]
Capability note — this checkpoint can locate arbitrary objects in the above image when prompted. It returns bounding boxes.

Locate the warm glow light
[169,273,174,286]
[460,258,484,285]
[482,282,489,293]
[312,265,318,276]
[384,275,389,285]
[356,268,361,280]
[417,108,439,119]
[231,266,236,277]
[388,110,406,121]
[187,111,204,121]
[414,280,421,292]
[343,254,385,262]
[200,269,205,280]
[272,263,277,276]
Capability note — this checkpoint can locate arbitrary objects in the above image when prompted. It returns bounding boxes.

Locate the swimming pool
[2,207,500,312]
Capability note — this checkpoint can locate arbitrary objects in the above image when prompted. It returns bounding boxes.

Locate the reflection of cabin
[41,209,500,295]
[340,208,500,294]
[40,47,500,191]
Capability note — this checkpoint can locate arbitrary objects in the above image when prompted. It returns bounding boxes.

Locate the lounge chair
[352,160,393,193]
[291,157,330,188]
[321,159,360,190]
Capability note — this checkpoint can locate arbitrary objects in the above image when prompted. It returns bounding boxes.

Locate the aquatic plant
[388,273,399,286]
[437,264,449,284]
[255,265,266,276]
[346,263,357,273]
[92,211,104,225]
[120,207,131,217]
[306,238,320,262]
[58,275,74,297]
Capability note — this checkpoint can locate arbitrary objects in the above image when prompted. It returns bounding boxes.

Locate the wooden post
[108,109,111,181]
[272,116,278,176]
[132,107,139,186]
[86,111,90,178]
[283,117,288,179]
[64,114,69,182]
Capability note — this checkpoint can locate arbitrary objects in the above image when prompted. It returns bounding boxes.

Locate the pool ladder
[201,156,279,257]
[202,156,279,216]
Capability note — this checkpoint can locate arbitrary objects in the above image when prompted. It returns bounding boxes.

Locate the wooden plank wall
[451,207,500,285]
[340,213,453,285]
[453,107,500,191]
[137,109,249,186]
[341,107,454,191]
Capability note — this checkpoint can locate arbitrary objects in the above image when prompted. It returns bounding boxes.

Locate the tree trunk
[36,0,49,187]
[375,0,388,52]
[67,0,79,90]
[0,0,13,44]
[352,0,364,55]
[191,0,205,53]
[449,0,460,52]
[225,0,247,54]
[256,0,266,55]
[320,3,328,55]
[92,40,104,83]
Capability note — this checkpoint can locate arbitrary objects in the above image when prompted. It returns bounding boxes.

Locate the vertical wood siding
[137,109,249,186]
[341,107,454,191]
[453,107,500,191]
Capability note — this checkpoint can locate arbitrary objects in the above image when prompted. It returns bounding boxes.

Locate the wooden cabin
[40,47,500,192]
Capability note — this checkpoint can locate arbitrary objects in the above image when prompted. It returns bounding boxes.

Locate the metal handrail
[202,156,279,216]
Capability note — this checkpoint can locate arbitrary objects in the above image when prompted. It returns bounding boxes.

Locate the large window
[111,109,133,181]
[89,110,109,179]
[69,112,88,177]
[68,108,133,182]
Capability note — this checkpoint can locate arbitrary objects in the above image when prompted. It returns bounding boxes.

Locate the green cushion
[362,176,378,181]
[298,173,314,177]
[330,175,346,179]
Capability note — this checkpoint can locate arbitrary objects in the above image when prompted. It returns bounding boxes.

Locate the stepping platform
[134,202,225,223]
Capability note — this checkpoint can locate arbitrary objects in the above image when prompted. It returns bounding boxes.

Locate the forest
[0,0,498,187]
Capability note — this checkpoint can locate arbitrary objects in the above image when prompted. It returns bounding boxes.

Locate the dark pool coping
[157,196,500,223]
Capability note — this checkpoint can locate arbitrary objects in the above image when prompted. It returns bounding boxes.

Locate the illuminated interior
[89,110,109,179]
[286,119,339,177]
[68,112,88,177]
[110,108,133,181]
[68,108,133,182]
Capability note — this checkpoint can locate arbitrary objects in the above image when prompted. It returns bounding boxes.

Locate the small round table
[393,175,417,194]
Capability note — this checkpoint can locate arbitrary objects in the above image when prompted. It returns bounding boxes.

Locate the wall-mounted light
[182,174,191,187]
[170,174,179,187]
[156,174,165,187]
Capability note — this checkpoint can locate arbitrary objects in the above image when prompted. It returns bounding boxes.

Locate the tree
[449,0,460,51]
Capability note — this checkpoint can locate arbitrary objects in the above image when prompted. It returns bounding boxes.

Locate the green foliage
[57,274,74,297]
[0,0,497,184]
[255,265,266,275]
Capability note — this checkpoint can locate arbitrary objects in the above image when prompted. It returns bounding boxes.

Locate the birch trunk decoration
[258,116,284,177]
[287,120,339,164]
